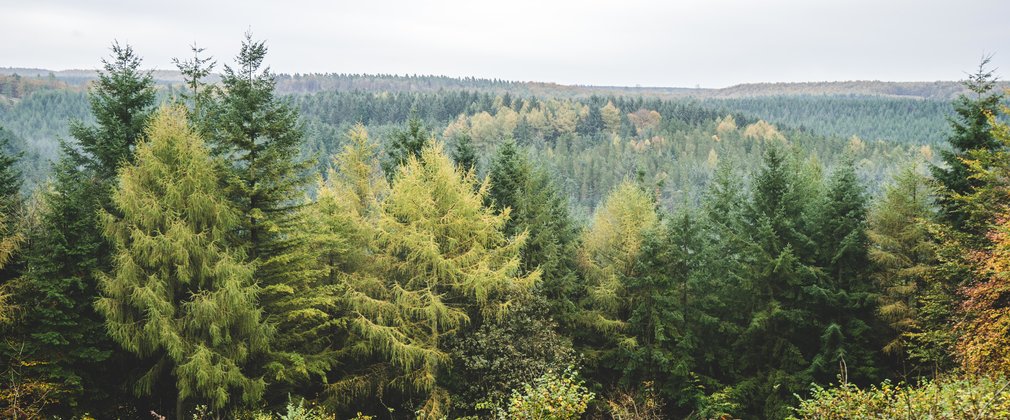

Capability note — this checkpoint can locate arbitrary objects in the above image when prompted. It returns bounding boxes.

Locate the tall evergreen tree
[0,127,23,214]
[487,141,581,324]
[931,56,1004,232]
[808,158,882,386]
[97,106,270,417]
[381,112,430,179]
[450,132,478,174]
[8,42,155,416]
[623,209,705,415]
[734,145,821,419]
[202,34,321,387]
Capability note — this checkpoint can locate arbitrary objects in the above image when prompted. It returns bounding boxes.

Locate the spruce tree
[734,145,821,419]
[931,56,1003,232]
[9,42,155,416]
[0,127,23,213]
[202,34,321,387]
[809,158,882,386]
[450,132,478,174]
[97,106,270,417]
[381,112,430,179]
[0,129,22,325]
[623,209,704,415]
[487,141,581,323]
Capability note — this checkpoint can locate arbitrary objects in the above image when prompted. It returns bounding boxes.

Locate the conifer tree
[331,142,537,417]
[623,209,704,414]
[931,56,1003,232]
[9,42,155,416]
[868,165,937,362]
[0,133,22,325]
[734,146,821,419]
[450,132,478,174]
[201,34,320,386]
[97,106,270,416]
[577,181,659,383]
[808,158,882,386]
[0,128,23,214]
[487,141,581,323]
[382,112,430,179]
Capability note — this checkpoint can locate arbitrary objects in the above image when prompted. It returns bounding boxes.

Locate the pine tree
[8,42,155,416]
[97,106,270,417]
[330,141,537,417]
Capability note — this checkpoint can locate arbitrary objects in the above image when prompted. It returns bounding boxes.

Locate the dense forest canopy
[1,38,1010,420]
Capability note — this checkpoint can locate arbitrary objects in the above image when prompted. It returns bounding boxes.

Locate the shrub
[507,367,595,419]
[790,376,1010,419]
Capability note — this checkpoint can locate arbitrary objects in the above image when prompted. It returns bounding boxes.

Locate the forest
[1,36,1009,420]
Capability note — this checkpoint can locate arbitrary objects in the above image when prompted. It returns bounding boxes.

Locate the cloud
[1,0,1007,87]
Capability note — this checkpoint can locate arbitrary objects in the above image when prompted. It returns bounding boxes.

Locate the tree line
[0,38,1008,420]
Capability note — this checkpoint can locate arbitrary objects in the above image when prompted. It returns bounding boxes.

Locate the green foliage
[447,301,577,416]
[67,42,156,180]
[6,41,156,417]
[330,141,537,417]
[868,165,938,362]
[506,367,595,420]
[791,376,1010,419]
[451,132,478,174]
[97,106,270,413]
[931,57,1004,232]
[381,112,431,179]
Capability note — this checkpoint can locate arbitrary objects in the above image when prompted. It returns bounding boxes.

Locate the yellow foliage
[601,101,622,133]
[715,114,738,135]
[742,120,786,142]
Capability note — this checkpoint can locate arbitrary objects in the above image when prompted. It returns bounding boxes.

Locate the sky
[1,0,1008,88]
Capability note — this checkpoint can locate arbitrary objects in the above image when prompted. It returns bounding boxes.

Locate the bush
[507,367,595,419]
[791,376,1010,419]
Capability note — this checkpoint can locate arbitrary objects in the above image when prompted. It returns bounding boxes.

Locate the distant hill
[2,67,1003,100]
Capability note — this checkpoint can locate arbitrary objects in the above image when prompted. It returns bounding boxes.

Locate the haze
[2,0,1007,87]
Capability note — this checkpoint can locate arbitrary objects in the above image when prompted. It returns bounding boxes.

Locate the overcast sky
[1,0,1008,88]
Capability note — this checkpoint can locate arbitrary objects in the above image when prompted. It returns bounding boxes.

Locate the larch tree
[576,181,660,384]
[97,106,270,417]
[331,141,537,418]
[868,165,937,363]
